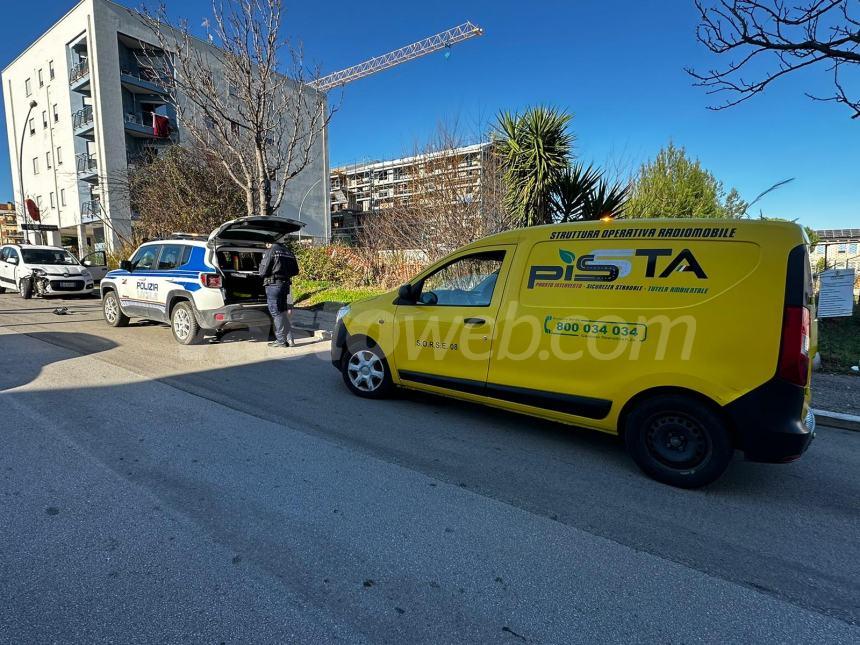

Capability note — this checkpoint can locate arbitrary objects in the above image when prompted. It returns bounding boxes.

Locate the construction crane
[310,21,484,93]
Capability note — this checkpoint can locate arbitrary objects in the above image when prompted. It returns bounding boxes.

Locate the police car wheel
[624,394,733,489]
[342,345,392,398]
[171,301,200,345]
[102,291,129,327]
[19,278,33,299]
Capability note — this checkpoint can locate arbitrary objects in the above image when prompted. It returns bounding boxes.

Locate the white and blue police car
[100,216,302,344]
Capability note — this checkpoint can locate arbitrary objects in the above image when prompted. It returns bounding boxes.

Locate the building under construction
[330,141,502,242]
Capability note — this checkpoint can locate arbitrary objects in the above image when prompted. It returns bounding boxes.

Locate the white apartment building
[330,142,497,239]
[3,0,329,252]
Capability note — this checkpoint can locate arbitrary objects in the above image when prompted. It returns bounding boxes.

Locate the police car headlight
[31,268,45,276]
[335,305,350,326]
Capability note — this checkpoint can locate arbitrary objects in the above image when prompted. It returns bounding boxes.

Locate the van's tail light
[201,273,222,289]
[778,306,810,386]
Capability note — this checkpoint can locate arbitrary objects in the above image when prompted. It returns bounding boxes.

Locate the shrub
[294,243,367,286]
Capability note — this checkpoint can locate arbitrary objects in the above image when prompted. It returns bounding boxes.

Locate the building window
[36,195,42,208]
[46,152,52,169]
[60,189,66,207]
[56,146,63,165]
[52,104,59,123]
[38,69,44,87]
[850,243,858,254]
[28,118,35,135]
[32,157,39,174]
[42,111,48,128]
[50,192,55,208]
[49,60,55,80]
[25,78,31,96]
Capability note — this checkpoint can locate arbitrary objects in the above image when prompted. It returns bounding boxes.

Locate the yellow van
[332,219,815,488]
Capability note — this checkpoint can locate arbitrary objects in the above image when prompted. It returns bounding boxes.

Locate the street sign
[21,223,59,231]
[818,269,856,318]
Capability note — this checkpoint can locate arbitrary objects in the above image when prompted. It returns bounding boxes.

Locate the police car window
[419,251,505,307]
[132,245,159,270]
[0,248,8,262]
[181,245,192,265]
[157,244,183,270]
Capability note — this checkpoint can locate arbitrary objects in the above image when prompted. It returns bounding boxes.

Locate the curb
[813,409,860,432]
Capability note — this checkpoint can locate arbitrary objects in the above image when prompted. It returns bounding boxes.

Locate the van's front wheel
[624,395,733,489]
[341,344,393,399]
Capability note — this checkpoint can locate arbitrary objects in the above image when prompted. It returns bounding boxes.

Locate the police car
[100,216,302,344]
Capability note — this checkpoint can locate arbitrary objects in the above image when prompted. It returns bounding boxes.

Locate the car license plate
[60,281,77,288]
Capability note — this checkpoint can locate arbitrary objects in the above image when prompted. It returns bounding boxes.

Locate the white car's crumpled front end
[28,264,94,295]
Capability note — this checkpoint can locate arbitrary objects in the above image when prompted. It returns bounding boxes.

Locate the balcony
[76,152,98,183]
[80,199,101,223]
[124,111,176,140]
[72,105,95,138]
[69,60,91,94]
[120,65,172,96]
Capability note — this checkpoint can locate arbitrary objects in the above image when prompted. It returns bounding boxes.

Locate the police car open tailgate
[208,216,304,246]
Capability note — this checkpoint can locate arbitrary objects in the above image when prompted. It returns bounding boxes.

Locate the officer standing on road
[258,240,299,348]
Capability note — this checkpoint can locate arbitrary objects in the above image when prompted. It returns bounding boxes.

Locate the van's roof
[463,218,807,250]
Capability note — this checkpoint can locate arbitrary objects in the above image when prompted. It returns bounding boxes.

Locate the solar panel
[816,229,860,240]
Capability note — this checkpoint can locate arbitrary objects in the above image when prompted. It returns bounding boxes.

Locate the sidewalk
[812,373,859,416]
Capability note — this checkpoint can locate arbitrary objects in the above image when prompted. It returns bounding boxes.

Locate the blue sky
[2,0,858,229]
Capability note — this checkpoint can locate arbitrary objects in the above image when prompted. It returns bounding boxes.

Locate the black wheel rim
[644,413,711,470]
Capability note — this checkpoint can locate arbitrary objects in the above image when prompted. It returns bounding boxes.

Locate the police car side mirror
[120,260,134,272]
[7,256,17,265]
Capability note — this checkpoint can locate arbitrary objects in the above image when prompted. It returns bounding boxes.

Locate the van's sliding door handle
[464,318,486,326]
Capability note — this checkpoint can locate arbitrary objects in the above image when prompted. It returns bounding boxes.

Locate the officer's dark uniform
[258,242,299,346]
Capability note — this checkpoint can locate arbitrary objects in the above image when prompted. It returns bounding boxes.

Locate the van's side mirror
[397,283,415,304]
[120,260,134,272]
[82,260,92,266]
[7,256,18,265]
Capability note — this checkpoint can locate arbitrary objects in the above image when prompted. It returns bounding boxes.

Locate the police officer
[258,240,299,347]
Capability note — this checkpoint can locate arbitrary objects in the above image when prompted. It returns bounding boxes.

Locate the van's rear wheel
[624,394,733,489]
[341,344,393,399]
[171,301,200,345]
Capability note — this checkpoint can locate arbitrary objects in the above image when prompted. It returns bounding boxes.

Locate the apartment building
[330,142,497,241]
[0,202,21,244]
[811,229,860,272]
[3,0,329,252]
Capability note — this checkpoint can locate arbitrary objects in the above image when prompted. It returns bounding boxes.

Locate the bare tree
[356,127,514,287]
[689,1,860,119]
[140,0,335,216]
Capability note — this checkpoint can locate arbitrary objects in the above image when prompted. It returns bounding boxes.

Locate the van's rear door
[208,216,303,246]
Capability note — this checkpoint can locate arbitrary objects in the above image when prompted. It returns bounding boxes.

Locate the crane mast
[310,21,484,92]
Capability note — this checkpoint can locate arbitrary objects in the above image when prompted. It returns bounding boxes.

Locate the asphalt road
[1,293,858,644]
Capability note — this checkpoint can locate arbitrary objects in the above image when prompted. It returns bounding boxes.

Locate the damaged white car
[0,244,95,298]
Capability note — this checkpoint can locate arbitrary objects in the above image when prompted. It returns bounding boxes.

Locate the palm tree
[581,178,630,220]
[548,162,602,221]
[495,106,572,226]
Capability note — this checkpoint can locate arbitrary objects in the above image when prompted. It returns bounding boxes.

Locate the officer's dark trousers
[265,282,292,343]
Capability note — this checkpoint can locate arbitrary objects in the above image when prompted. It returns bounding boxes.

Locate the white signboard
[818,269,856,318]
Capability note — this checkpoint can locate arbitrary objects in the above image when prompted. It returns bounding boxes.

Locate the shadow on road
[3,328,859,625]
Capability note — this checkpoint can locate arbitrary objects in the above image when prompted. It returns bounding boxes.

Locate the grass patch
[292,279,387,307]
[818,304,860,373]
